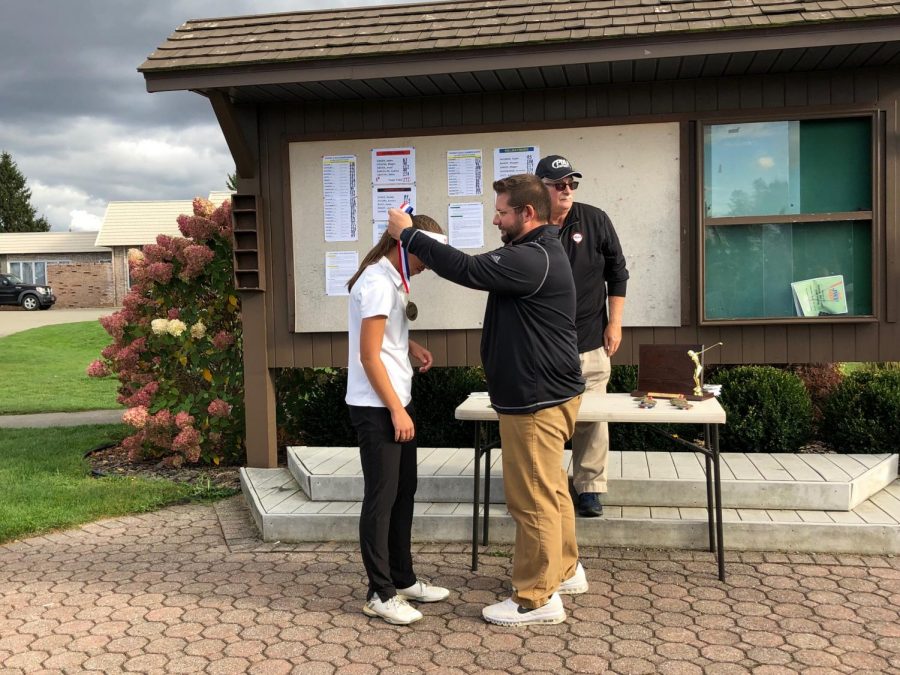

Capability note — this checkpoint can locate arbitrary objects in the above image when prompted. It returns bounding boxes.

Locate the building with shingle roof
[0,232,112,308]
[95,192,234,305]
[142,0,900,467]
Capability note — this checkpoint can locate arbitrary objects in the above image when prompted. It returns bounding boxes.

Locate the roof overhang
[143,21,900,96]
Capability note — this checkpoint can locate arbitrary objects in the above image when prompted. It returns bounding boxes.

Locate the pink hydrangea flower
[173,426,201,458]
[212,331,234,350]
[145,262,174,285]
[122,406,150,429]
[175,411,195,430]
[123,381,159,408]
[207,398,232,418]
[193,197,215,219]
[86,359,109,378]
[99,312,128,341]
[179,244,215,279]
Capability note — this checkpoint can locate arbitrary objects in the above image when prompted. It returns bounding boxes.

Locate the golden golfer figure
[687,343,723,397]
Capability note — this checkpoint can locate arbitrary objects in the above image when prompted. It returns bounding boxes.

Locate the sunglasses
[543,180,579,191]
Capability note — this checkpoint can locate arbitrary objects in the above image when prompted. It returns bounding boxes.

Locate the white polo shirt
[346,256,413,408]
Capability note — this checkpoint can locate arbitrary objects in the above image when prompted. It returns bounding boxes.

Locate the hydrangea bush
[88,198,244,466]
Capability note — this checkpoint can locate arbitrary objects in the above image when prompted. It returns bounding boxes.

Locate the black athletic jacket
[560,202,629,353]
[401,225,584,415]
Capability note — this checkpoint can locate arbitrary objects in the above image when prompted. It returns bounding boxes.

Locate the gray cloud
[0,0,436,230]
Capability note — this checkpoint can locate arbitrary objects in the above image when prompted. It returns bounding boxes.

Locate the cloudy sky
[0,0,440,231]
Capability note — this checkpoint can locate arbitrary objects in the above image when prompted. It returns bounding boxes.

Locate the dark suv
[0,273,56,310]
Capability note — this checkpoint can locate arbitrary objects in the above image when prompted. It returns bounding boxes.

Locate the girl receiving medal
[344,208,449,626]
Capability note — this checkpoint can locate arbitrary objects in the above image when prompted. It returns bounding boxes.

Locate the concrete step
[240,467,900,555]
[287,446,898,512]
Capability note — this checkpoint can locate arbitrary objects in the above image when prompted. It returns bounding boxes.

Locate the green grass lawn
[0,321,120,414]
[0,424,235,544]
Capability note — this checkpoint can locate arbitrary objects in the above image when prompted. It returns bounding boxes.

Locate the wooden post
[241,291,278,467]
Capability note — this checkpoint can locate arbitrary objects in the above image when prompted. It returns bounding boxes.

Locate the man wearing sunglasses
[535,154,629,519]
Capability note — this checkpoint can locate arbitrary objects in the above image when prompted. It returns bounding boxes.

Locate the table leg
[483,447,491,547]
[472,423,481,572]
[712,424,726,582]
[704,425,715,553]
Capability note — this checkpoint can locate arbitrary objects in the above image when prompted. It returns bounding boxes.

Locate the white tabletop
[455,391,726,425]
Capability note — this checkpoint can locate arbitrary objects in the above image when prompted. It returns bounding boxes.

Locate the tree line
[0,151,50,232]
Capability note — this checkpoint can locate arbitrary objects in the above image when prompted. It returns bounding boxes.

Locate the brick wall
[47,262,115,308]
[111,247,130,306]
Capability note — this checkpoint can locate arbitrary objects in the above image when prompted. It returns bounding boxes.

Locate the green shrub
[707,366,812,453]
[276,366,487,448]
[820,369,900,453]
[411,367,487,447]
[787,363,844,437]
[276,368,354,447]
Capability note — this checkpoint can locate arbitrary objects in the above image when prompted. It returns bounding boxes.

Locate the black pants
[348,404,418,602]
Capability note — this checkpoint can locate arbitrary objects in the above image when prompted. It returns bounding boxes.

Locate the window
[701,116,874,321]
[8,260,71,286]
[9,261,46,285]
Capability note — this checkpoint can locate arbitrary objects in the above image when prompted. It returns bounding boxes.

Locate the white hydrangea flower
[150,318,169,335]
[167,319,187,337]
[190,321,206,339]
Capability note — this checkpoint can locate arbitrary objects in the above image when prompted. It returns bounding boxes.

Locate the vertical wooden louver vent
[231,194,264,291]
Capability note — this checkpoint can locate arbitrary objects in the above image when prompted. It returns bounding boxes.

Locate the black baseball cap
[535,155,583,181]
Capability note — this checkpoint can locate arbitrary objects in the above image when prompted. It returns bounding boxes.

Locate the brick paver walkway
[1,497,899,674]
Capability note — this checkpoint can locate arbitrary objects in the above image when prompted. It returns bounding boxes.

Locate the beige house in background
[0,232,112,308]
[0,191,231,308]
[95,191,233,305]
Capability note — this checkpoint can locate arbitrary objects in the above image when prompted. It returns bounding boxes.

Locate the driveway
[0,307,117,338]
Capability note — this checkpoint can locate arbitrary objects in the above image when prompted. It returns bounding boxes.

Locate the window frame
[697,110,880,326]
[8,259,72,286]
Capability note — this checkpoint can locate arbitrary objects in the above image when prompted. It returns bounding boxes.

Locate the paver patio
[1,496,898,674]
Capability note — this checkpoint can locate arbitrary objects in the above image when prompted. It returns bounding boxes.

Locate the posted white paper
[493,146,540,181]
[323,154,358,242]
[448,202,485,249]
[372,147,415,185]
[372,185,416,244]
[447,149,483,197]
[324,251,358,296]
[372,185,416,223]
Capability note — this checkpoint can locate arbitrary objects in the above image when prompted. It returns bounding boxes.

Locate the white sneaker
[482,592,566,626]
[396,579,450,603]
[558,562,589,595]
[363,595,423,625]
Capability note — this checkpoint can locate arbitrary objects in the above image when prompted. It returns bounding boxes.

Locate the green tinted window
[705,221,872,319]
[703,116,873,321]
[704,118,871,218]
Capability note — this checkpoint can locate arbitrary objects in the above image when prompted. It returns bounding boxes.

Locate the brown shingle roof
[139,0,900,73]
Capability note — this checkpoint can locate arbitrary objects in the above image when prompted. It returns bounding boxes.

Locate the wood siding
[249,67,900,368]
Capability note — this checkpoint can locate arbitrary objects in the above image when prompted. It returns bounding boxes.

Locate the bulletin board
[290,123,681,332]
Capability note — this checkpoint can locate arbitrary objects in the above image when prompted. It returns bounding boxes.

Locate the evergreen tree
[0,151,51,232]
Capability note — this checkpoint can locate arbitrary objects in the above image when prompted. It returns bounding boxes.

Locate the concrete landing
[241,467,900,555]
[288,446,898,511]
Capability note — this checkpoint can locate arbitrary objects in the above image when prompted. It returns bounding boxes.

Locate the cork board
[289,122,681,332]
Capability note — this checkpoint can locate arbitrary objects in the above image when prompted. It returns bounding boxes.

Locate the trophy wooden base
[630,390,714,402]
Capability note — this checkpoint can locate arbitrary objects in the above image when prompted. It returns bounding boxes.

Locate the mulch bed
[86,443,241,489]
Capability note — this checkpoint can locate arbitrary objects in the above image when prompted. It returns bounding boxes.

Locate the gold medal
[406,301,418,321]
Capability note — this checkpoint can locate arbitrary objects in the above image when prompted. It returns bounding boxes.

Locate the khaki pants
[571,346,612,493]
[498,395,582,609]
